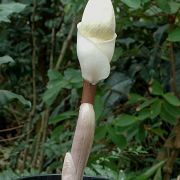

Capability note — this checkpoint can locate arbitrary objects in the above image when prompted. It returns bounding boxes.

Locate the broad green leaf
[137,109,151,121]
[115,114,137,127]
[121,0,141,9]
[0,90,31,107]
[150,99,161,119]
[49,111,77,125]
[43,69,81,106]
[160,104,177,124]
[169,2,180,14]
[95,125,107,141]
[108,127,127,149]
[145,5,162,16]
[136,98,157,111]
[0,3,26,23]
[127,93,145,105]
[168,28,180,42]
[0,55,15,65]
[163,93,180,106]
[51,125,64,140]
[162,101,180,118]
[63,68,82,89]
[112,47,123,62]
[149,81,163,96]
[156,0,170,13]
[42,70,65,106]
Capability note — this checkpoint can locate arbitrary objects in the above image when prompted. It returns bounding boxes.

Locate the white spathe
[77,0,117,84]
[62,153,76,180]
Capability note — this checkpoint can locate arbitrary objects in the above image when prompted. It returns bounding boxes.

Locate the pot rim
[16,174,108,180]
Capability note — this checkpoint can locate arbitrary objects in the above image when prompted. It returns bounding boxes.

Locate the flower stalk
[62,0,116,179]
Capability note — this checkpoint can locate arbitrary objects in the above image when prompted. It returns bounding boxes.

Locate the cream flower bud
[77,0,117,84]
[79,0,115,41]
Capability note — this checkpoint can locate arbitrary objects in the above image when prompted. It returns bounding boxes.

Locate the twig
[22,0,37,169]
[55,16,76,70]
[163,150,179,180]
[50,28,55,69]
[0,125,24,133]
[31,114,44,168]
[39,109,49,171]
[0,128,33,142]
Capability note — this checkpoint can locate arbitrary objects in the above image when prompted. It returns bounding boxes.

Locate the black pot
[17,174,108,180]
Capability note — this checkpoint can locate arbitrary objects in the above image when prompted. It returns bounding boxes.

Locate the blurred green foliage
[0,0,180,180]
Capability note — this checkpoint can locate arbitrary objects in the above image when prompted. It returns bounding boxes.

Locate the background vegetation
[0,0,180,179]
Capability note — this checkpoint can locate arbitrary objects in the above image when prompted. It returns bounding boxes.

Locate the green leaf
[51,125,64,140]
[95,125,107,141]
[63,68,82,89]
[150,99,161,119]
[137,109,151,121]
[145,5,162,16]
[108,127,127,149]
[149,81,163,96]
[160,103,177,124]
[42,70,65,106]
[162,101,180,118]
[136,98,157,111]
[135,161,165,180]
[163,93,180,106]
[169,2,180,14]
[94,95,104,121]
[0,55,15,65]
[0,90,31,107]
[168,28,180,42]
[115,114,137,127]
[153,168,162,180]
[121,0,141,9]
[112,47,123,62]
[127,93,145,105]
[156,0,170,13]
[49,111,77,125]
[0,3,26,23]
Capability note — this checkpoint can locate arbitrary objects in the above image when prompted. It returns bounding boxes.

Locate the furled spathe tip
[79,0,115,41]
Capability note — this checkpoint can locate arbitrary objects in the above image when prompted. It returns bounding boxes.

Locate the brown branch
[163,150,179,180]
[0,128,33,142]
[31,114,44,168]
[0,125,24,133]
[55,16,76,70]
[22,0,37,169]
[39,109,49,171]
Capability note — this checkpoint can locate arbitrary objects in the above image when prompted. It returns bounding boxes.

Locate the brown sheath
[81,80,96,104]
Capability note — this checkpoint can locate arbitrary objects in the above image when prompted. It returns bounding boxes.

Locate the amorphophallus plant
[62,0,116,179]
